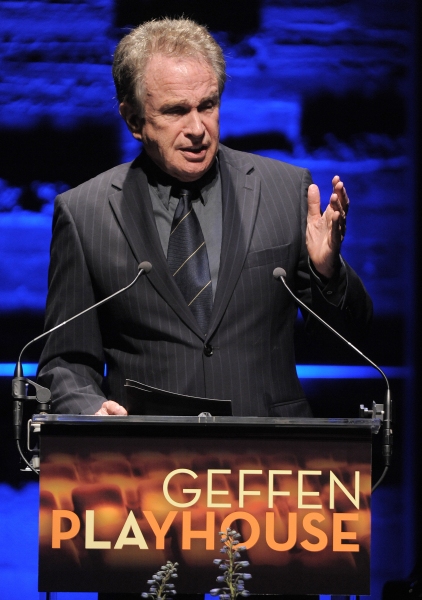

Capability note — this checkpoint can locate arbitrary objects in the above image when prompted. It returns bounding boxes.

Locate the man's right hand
[95,400,128,416]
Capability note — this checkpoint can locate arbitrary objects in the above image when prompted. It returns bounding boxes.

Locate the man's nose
[185,110,205,137]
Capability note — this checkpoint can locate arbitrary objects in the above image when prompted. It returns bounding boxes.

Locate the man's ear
[119,102,143,141]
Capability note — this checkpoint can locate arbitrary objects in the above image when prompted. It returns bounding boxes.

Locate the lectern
[33,414,380,596]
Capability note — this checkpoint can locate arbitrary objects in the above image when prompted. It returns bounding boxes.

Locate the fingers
[95,400,128,416]
[307,183,322,218]
[330,210,344,246]
[330,175,348,241]
[331,175,349,216]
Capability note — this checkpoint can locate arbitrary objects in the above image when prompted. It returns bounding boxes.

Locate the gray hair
[113,18,226,115]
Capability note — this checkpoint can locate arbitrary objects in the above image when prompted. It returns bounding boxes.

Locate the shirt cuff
[309,256,347,306]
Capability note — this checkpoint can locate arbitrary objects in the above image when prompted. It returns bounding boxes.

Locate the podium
[33,414,380,596]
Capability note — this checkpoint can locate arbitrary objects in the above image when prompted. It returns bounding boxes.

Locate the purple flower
[211,527,252,599]
[236,561,250,568]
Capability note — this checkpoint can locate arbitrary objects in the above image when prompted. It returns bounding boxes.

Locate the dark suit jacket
[38,144,372,416]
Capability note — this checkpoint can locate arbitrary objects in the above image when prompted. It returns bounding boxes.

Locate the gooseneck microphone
[15,261,152,373]
[273,267,392,491]
[12,261,153,471]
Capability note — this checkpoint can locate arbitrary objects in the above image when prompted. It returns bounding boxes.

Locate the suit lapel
[208,147,261,338]
[107,149,262,341]
[108,157,205,338]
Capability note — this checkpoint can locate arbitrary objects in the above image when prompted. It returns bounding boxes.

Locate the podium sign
[35,415,379,596]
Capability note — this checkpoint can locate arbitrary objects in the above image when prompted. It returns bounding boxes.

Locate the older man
[38,18,372,419]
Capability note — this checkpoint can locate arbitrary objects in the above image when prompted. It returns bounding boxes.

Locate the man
[38,18,372,418]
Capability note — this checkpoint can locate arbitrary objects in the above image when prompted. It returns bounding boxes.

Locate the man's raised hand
[306,175,349,279]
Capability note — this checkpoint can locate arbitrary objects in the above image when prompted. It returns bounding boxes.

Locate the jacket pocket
[243,243,290,269]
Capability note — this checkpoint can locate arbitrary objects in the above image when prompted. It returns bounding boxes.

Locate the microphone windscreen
[139,261,152,274]
[273,267,287,280]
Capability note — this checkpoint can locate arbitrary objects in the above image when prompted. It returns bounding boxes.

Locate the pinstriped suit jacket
[37,144,372,416]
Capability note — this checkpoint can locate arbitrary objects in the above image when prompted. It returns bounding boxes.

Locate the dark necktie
[167,188,213,334]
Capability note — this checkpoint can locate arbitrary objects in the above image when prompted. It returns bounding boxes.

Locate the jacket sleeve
[37,195,107,415]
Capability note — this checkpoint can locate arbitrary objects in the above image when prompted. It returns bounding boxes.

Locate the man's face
[122,54,220,182]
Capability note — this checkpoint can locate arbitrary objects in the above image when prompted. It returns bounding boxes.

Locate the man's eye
[199,102,215,112]
[165,107,187,115]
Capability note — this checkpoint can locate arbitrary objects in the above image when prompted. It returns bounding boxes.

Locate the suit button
[204,343,213,357]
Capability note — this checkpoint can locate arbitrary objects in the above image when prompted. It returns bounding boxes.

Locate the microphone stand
[11,261,153,475]
[12,364,51,474]
[273,267,392,492]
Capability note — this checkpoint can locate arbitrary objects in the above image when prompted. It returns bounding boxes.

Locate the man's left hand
[95,400,128,416]
[306,175,349,279]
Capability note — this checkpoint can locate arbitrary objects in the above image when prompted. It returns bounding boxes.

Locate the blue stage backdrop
[0,1,416,599]
[0,0,410,316]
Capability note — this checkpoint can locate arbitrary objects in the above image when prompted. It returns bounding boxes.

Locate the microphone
[12,261,153,443]
[273,267,392,488]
